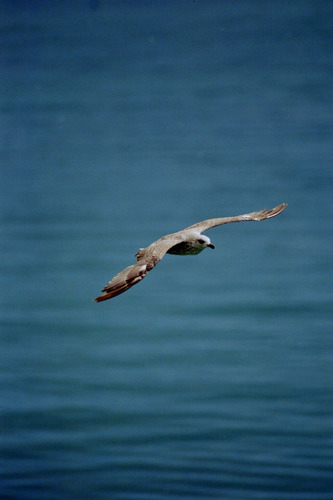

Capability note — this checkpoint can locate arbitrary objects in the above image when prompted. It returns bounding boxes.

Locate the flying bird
[94,203,287,302]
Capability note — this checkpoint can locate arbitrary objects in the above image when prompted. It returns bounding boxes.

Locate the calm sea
[1,1,332,499]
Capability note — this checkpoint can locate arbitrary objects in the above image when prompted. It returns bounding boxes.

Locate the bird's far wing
[184,203,287,234]
[94,233,185,302]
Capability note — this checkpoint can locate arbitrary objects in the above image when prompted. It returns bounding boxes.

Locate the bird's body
[94,203,287,302]
[166,236,211,255]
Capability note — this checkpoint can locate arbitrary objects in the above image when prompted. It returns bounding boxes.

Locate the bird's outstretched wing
[184,203,287,234]
[94,233,185,302]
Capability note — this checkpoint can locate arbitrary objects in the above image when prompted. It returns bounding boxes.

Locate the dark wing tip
[268,203,288,217]
[267,202,287,216]
[94,289,124,302]
[252,203,287,221]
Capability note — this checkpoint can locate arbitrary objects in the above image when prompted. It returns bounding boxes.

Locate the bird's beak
[208,244,215,249]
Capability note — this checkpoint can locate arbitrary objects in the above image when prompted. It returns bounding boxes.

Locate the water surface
[1,1,333,499]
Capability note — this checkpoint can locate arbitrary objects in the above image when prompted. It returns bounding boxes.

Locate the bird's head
[196,234,215,251]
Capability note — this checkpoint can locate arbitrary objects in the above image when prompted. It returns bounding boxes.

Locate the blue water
[1,1,333,499]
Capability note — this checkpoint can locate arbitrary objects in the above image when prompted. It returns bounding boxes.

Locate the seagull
[94,203,287,302]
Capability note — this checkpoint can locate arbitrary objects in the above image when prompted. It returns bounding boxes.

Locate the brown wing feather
[94,233,186,302]
[94,263,150,301]
[184,203,287,234]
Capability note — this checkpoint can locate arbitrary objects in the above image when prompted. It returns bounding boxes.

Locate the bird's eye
[198,239,205,244]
